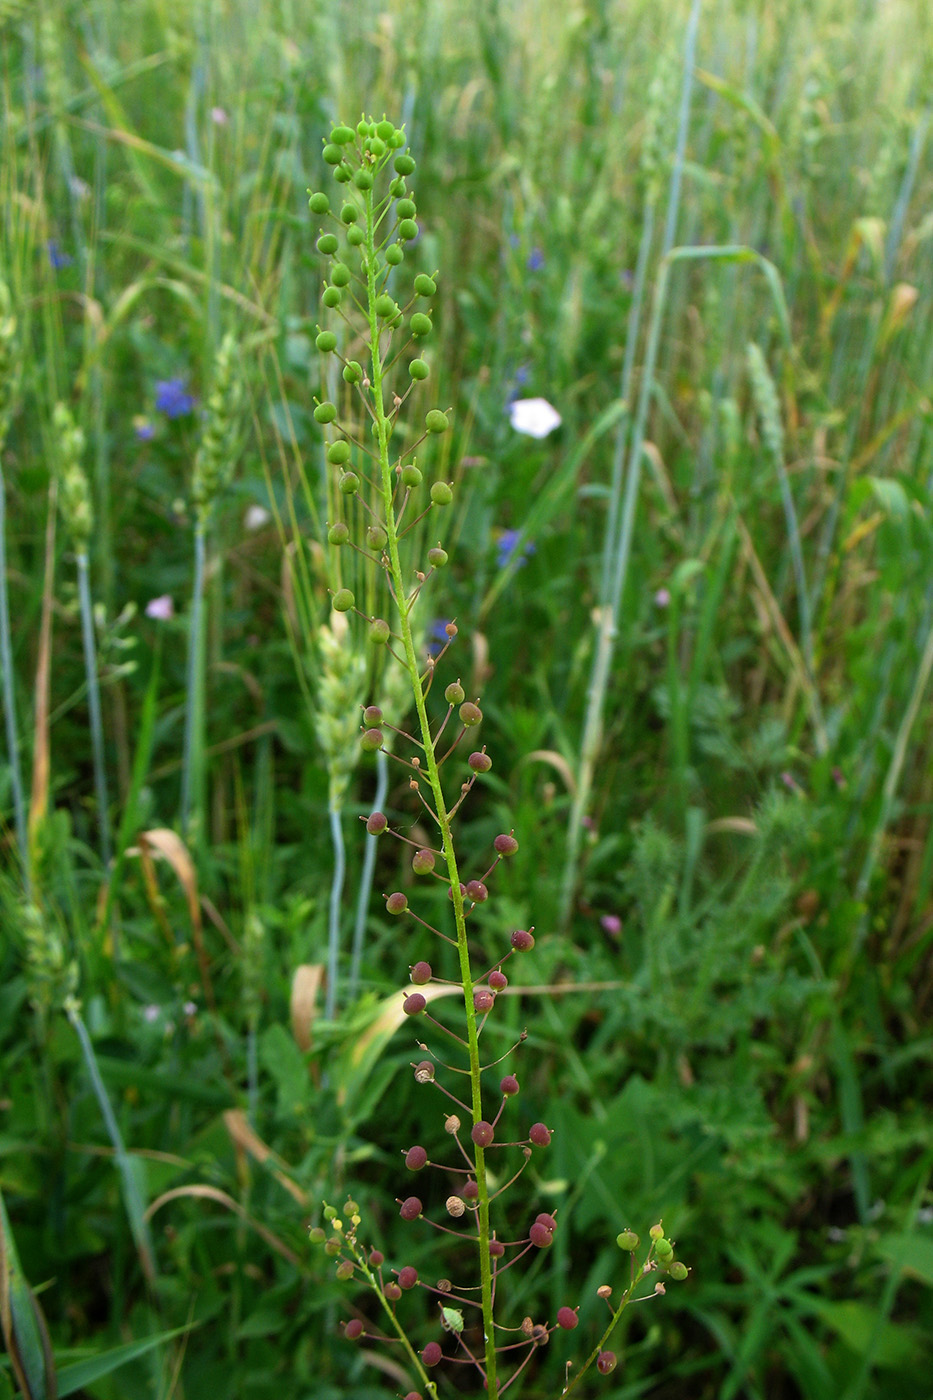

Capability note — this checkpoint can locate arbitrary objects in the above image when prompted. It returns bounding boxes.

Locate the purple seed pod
[465,880,488,903]
[500,1074,519,1096]
[529,1222,553,1248]
[422,1342,442,1367]
[366,811,388,835]
[384,1282,402,1301]
[597,1351,617,1375]
[336,1259,354,1280]
[410,960,432,984]
[405,1145,428,1170]
[510,928,535,951]
[398,1265,418,1289]
[361,727,384,752]
[468,750,492,773]
[386,891,408,915]
[489,1239,505,1258]
[494,833,519,856]
[473,988,495,1013]
[447,881,468,901]
[403,993,426,1016]
[412,848,436,875]
[403,1393,423,1400]
[463,1180,478,1200]
[399,1196,422,1221]
[413,1060,435,1083]
[344,1318,364,1340]
[363,705,383,726]
[488,970,508,991]
[529,1122,552,1147]
[369,1249,384,1266]
[471,1120,495,1147]
[535,1212,557,1231]
[556,1307,579,1330]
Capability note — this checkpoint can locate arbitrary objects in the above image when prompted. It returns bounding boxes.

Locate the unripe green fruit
[445,682,465,705]
[398,218,418,241]
[357,120,369,137]
[316,330,337,352]
[655,1238,674,1260]
[336,1259,354,1281]
[333,164,351,183]
[322,286,342,308]
[331,124,355,145]
[343,360,362,383]
[364,705,383,728]
[394,153,416,175]
[460,701,482,726]
[317,233,338,255]
[333,587,354,612]
[385,243,404,266]
[339,472,360,495]
[328,522,350,546]
[414,274,436,296]
[376,118,394,140]
[386,892,408,915]
[370,618,390,644]
[354,168,373,190]
[322,143,342,164]
[669,1261,689,1281]
[375,293,395,317]
[401,464,422,487]
[396,198,416,219]
[430,482,452,506]
[412,848,435,875]
[327,441,350,465]
[308,191,330,214]
[331,263,351,286]
[426,409,449,434]
[366,524,388,550]
[361,728,383,752]
[409,359,429,380]
[427,547,448,567]
[347,224,364,246]
[388,176,406,197]
[368,136,386,157]
[410,312,431,337]
[616,1230,639,1251]
[314,402,337,423]
[340,202,358,223]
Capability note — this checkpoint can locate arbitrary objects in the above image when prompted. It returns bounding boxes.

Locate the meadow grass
[2,0,933,1397]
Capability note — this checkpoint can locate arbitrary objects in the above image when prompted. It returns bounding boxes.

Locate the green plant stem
[363,187,498,1396]
[181,521,207,840]
[325,800,345,1021]
[76,550,112,868]
[350,746,388,1000]
[560,1245,656,1397]
[0,460,28,888]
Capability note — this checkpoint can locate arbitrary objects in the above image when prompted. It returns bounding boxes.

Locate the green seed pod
[366,524,388,551]
[401,464,422,487]
[396,198,416,219]
[412,848,436,875]
[410,312,432,337]
[340,202,358,224]
[368,136,386,157]
[445,682,465,705]
[308,191,330,214]
[409,359,429,381]
[354,168,373,190]
[331,263,351,286]
[376,118,394,140]
[425,409,448,434]
[327,440,351,465]
[357,119,369,137]
[460,701,482,726]
[385,244,404,266]
[333,587,355,612]
[616,1230,639,1251]
[333,164,351,183]
[322,143,342,165]
[655,1238,674,1260]
[322,286,342,308]
[398,218,418,241]
[427,546,448,567]
[430,481,453,506]
[394,153,416,175]
[375,293,395,317]
[316,330,337,353]
[414,274,436,296]
[317,233,338,255]
[361,727,383,752]
[343,361,362,384]
[669,1261,689,1281]
[331,124,355,145]
[314,402,337,424]
[339,471,360,495]
[347,224,364,246]
[388,176,406,197]
[388,129,405,148]
[370,618,390,644]
[328,522,350,545]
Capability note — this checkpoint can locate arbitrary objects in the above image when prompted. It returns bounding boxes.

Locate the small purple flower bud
[422,1342,442,1367]
[601,913,622,936]
[399,1196,422,1221]
[489,970,508,991]
[556,1307,578,1330]
[398,1265,418,1289]
[529,1122,551,1146]
[405,1145,428,1170]
[466,880,488,903]
[410,961,432,984]
[413,1060,435,1083]
[412,848,436,875]
[471,1120,495,1147]
[597,1351,617,1375]
[500,1074,519,1096]
[344,1318,363,1339]
[493,833,518,856]
[366,811,388,835]
[511,929,535,952]
[473,988,495,1012]
[469,751,492,773]
[403,993,426,1016]
[444,681,465,705]
[459,701,482,726]
[529,1222,553,1248]
[386,892,408,914]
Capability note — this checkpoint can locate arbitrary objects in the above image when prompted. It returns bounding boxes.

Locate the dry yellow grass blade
[290,964,323,1053]
[144,1185,305,1270]
[223,1110,308,1206]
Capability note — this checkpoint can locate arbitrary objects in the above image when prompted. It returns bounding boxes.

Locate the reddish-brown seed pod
[403,1393,423,1400]
[532,1324,549,1345]
[473,988,495,1013]
[413,1060,435,1083]
[489,1239,505,1258]
[445,622,458,638]
[488,970,508,991]
[344,1318,364,1340]
[412,848,436,875]
[535,1212,558,1231]
[468,751,491,774]
[384,1282,402,1301]
[463,1179,478,1200]
[366,811,388,835]
[597,1351,617,1375]
[529,1122,552,1147]
[399,1196,422,1220]
[403,993,426,1016]
[405,1145,428,1170]
[556,1306,579,1330]
[466,880,488,903]
[494,833,519,856]
[361,727,384,751]
[398,1265,418,1289]
[422,1342,442,1367]
[529,1222,553,1248]
[386,891,408,914]
[500,1074,520,1096]
[447,881,468,901]
[471,1120,495,1147]
[369,1249,384,1267]
[510,928,535,951]
[363,705,383,726]
[410,961,432,984]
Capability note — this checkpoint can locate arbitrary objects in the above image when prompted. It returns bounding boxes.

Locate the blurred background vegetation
[1,0,932,1396]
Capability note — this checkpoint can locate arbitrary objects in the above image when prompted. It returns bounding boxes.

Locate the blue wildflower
[428,619,452,657]
[527,247,544,272]
[155,378,195,418]
[47,239,73,270]
[496,529,535,570]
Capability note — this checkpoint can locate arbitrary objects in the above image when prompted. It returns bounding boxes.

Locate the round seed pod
[469,751,492,773]
[369,1249,384,1266]
[398,1265,418,1289]
[389,176,406,197]
[536,1213,557,1231]
[494,833,519,856]
[401,464,422,487]
[556,1307,578,1330]
[489,970,509,991]
[403,993,425,1016]
[327,440,350,465]
[308,1226,326,1243]
[444,1114,460,1134]
[410,961,432,985]
[376,118,394,140]
[655,1237,674,1260]
[308,191,330,214]
[366,811,388,834]
[314,401,337,423]
[343,360,362,383]
[370,618,390,644]
[398,217,418,241]
[410,312,432,336]
[347,224,364,247]
[361,728,383,752]
[459,701,482,726]
[529,1122,552,1147]
[473,988,494,1012]
[446,1195,466,1217]
[510,928,534,950]
[616,1230,639,1251]
[669,1261,689,1281]
[331,262,351,286]
[597,1352,617,1375]
[322,143,342,165]
[327,522,350,546]
[489,1239,505,1258]
[356,120,369,137]
[412,848,436,875]
[409,358,429,380]
[466,880,488,903]
[394,153,416,175]
[385,243,404,266]
[367,136,386,157]
[316,330,337,352]
[427,547,448,568]
[333,164,351,183]
[396,198,416,219]
[344,1317,363,1338]
[366,524,387,551]
[422,1342,442,1368]
[386,891,408,915]
[471,1120,494,1147]
[414,273,436,296]
[331,124,355,145]
[413,1060,435,1083]
[322,285,342,308]
[389,130,405,148]
[447,882,468,903]
[430,482,452,506]
[375,293,395,317]
[405,1144,428,1169]
[332,587,355,612]
[500,1073,519,1095]
[444,681,465,705]
[338,471,360,495]
[529,1222,553,1248]
[426,409,448,433]
[463,1180,478,1200]
[340,202,358,223]
[354,168,373,190]
[649,1223,664,1241]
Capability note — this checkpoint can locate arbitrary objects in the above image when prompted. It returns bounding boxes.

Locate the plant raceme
[307,116,689,1399]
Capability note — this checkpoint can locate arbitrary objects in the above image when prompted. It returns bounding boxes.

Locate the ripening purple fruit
[405,1145,428,1170]
[344,1318,363,1340]
[384,1282,402,1301]
[529,1122,552,1147]
[366,811,388,835]
[463,1180,478,1200]
[444,681,465,705]
[413,1060,435,1083]
[422,1342,442,1367]
[489,970,508,991]
[386,892,408,915]
[403,993,426,1016]
[597,1351,617,1375]
[459,701,482,727]
[535,1213,557,1231]
[473,988,494,1013]
[489,1239,505,1258]
[410,961,432,985]
[500,1074,519,1096]
[529,1222,553,1248]
[471,1120,495,1147]
[403,1394,423,1400]
[511,928,535,951]
[556,1307,578,1330]
[360,728,384,752]
[399,1196,422,1221]
[412,848,436,875]
[494,833,519,857]
[369,1249,384,1266]
[469,751,492,773]
[336,1259,354,1281]
[447,881,468,902]
[398,1265,418,1290]
[466,880,488,904]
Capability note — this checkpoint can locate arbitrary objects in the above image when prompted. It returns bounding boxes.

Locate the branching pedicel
[307,116,689,1399]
